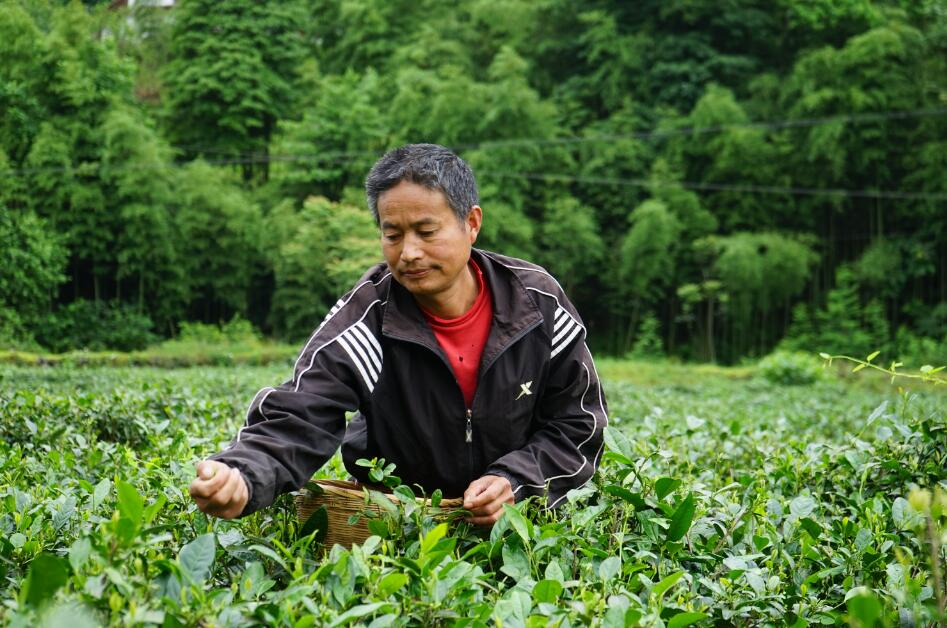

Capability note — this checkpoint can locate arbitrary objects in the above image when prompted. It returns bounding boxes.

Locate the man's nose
[401,234,423,263]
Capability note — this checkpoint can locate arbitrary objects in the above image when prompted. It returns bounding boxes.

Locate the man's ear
[467,205,483,244]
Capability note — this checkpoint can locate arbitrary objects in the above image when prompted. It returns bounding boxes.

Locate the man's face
[377,180,481,300]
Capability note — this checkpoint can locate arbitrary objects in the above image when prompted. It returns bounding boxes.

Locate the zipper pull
[465,408,473,443]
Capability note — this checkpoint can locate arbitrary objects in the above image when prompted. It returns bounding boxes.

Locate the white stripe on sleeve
[336,333,376,392]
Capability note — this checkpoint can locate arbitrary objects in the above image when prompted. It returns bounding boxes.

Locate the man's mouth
[402,268,431,277]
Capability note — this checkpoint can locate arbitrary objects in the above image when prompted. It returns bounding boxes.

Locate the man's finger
[464,476,499,509]
[204,472,248,519]
[466,483,503,511]
[207,468,241,509]
[464,476,511,511]
[189,461,230,498]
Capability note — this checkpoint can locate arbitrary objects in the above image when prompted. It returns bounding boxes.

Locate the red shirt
[421,260,493,409]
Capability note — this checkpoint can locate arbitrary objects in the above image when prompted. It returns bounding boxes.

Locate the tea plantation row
[0,365,944,626]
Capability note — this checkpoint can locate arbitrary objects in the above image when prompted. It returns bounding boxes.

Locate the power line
[478,171,947,202]
[5,104,947,177]
[160,104,947,160]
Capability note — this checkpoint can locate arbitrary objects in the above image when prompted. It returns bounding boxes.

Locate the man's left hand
[463,475,513,526]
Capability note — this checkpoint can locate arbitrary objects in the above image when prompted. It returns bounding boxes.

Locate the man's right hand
[189,460,249,519]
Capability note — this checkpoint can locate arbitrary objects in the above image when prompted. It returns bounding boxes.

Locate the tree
[163,0,308,182]
[0,210,66,346]
[268,70,388,204]
[99,106,181,321]
[615,199,682,351]
[536,196,604,296]
[704,232,819,358]
[174,160,264,323]
[265,196,380,340]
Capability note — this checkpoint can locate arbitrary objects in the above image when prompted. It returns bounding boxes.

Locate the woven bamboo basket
[294,479,464,549]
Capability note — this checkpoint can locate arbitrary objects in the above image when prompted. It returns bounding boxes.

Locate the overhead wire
[157,104,947,160]
[3,105,947,202]
[477,171,947,202]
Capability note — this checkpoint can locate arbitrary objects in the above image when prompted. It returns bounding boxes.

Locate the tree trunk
[706,297,715,363]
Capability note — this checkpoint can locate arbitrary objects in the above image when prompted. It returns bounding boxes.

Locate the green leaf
[69,537,92,572]
[502,503,532,545]
[21,553,69,609]
[651,570,684,599]
[799,517,822,539]
[116,480,143,526]
[598,556,621,580]
[304,481,325,495]
[819,352,831,360]
[602,485,647,510]
[300,505,328,543]
[666,494,695,542]
[846,589,882,627]
[866,351,879,362]
[420,523,448,556]
[603,426,634,459]
[655,477,681,500]
[328,602,393,627]
[377,572,408,597]
[178,533,216,585]
[790,496,816,518]
[667,611,709,628]
[92,478,110,510]
[852,363,867,373]
[532,579,563,604]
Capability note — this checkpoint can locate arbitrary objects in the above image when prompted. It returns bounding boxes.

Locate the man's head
[366,144,483,313]
[365,143,479,225]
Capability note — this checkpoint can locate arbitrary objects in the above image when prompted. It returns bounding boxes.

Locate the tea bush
[756,350,827,386]
[0,365,944,626]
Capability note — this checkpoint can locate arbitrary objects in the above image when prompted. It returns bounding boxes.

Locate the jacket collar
[380,249,544,368]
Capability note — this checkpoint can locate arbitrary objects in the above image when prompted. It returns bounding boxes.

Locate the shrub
[757,350,827,386]
[892,326,947,366]
[780,266,891,357]
[36,300,156,353]
[627,313,665,360]
[177,316,262,344]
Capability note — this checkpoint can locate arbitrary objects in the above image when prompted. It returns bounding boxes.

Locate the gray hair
[365,143,479,224]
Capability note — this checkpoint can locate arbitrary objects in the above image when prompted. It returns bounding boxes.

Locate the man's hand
[189,460,249,519]
[463,475,514,526]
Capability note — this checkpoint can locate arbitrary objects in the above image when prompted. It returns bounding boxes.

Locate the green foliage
[163,0,309,180]
[35,300,156,353]
[782,266,891,358]
[757,350,827,386]
[268,70,388,203]
[0,210,66,348]
[627,313,665,360]
[619,199,682,304]
[174,160,264,322]
[266,196,381,340]
[1,0,946,362]
[535,196,604,294]
[2,363,946,624]
[177,317,261,345]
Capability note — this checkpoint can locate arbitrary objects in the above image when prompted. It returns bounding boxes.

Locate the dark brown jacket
[211,249,608,515]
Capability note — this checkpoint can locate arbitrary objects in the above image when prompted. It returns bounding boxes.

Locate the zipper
[465,407,474,481]
[387,318,542,481]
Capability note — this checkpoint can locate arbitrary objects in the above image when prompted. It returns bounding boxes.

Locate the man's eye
[384,233,401,242]
[419,231,436,237]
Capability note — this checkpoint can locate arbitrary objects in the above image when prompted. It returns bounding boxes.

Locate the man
[190,144,608,525]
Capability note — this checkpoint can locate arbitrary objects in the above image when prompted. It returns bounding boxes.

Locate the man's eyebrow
[381,218,439,230]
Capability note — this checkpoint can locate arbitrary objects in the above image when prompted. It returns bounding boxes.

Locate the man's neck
[415,263,478,319]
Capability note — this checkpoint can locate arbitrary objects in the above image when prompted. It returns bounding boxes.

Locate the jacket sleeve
[484,308,608,509]
[208,323,367,517]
